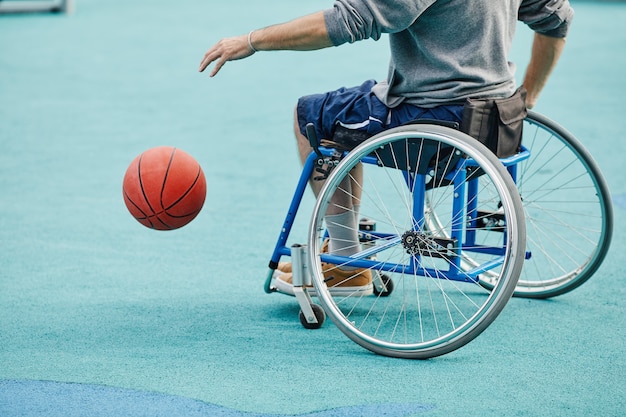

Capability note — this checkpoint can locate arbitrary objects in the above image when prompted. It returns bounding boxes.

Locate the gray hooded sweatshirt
[324,0,574,108]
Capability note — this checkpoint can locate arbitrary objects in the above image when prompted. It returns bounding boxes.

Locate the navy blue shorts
[297,80,463,146]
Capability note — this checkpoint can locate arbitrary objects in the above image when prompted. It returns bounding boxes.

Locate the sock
[352,204,361,225]
[325,210,359,258]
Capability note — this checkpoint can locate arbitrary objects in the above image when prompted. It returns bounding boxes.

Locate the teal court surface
[1,1,625,416]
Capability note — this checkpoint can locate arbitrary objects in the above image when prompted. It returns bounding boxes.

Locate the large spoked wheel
[308,124,526,359]
[514,112,613,297]
[436,112,613,298]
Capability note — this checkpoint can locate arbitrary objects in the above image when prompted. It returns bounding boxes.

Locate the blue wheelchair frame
[265,141,531,294]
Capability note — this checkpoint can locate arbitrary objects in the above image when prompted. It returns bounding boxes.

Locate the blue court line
[0,380,435,417]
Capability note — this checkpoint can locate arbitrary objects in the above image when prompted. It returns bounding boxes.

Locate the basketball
[122,146,207,230]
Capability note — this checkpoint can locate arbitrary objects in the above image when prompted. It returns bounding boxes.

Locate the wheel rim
[308,125,525,358]
[455,112,613,297]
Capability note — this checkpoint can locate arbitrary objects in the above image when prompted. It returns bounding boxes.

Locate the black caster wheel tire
[373,274,394,297]
[299,304,326,329]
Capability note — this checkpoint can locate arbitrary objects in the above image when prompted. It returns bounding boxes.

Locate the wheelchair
[264,111,613,359]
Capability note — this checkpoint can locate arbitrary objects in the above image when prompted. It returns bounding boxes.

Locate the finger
[198,52,215,72]
[198,45,221,72]
[209,58,226,77]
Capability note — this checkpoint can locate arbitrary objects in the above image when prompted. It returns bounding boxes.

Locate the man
[199,0,573,296]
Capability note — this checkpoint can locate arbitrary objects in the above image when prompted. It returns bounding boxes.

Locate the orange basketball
[122,146,206,230]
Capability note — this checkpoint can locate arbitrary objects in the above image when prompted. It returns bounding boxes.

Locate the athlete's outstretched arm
[199,11,332,77]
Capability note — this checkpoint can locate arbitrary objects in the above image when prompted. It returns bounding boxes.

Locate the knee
[293,105,302,136]
[294,105,308,143]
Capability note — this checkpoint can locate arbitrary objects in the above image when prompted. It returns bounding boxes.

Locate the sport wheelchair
[264,111,613,359]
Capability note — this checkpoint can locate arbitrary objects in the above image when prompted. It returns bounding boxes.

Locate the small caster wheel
[299,304,325,329]
[374,274,394,297]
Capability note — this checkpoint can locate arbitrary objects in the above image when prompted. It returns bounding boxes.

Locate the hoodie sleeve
[519,0,574,38]
[324,0,436,46]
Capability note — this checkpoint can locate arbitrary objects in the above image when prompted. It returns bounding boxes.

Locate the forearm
[522,33,566,109]
[199,11,332,76]
[249,11,332,51]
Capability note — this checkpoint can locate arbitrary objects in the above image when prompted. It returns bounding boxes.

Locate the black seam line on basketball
[150,210,174,230]
[163,166,202,211]
[123,189,149,220]
[162,209,201,219]
[150,148,178,230]
[154,215,173,230]
[160,147,177,212]
[137,153,156,216]
[125,188,155,227]
[137,211,171,229]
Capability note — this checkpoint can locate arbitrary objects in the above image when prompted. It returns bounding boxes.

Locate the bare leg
[350,163,363,221]
[294,107,352,216]
[294,106,360,257]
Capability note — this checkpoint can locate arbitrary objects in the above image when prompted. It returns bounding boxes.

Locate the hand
[198,34,255,77]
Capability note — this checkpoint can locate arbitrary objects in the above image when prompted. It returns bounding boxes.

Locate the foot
[275,239,329,273]
[273,263,373,297]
